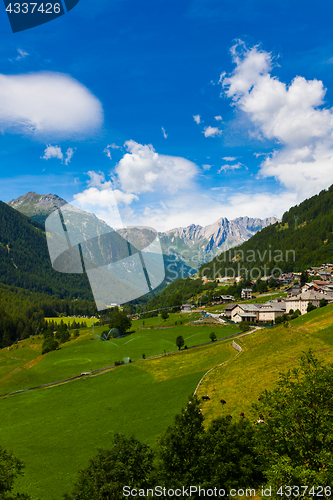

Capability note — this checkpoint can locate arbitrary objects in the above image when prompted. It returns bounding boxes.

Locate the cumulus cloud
[115,140,198,194]
[203,126,222,137]
[41,145,75,164]
[162,127,168,139]
[0,71,103,140]
[222,156,238,161]
[221,41,333,198]
[215,115,222,121]
[41,145,63,161]
[202,164,212,170]
[193,114,201,124]
[72,171,139,228]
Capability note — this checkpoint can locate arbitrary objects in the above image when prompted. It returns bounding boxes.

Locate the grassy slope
[0,314,239,394]
[197,303,333,425]
[0,341,235,499]
[1,306,333,498]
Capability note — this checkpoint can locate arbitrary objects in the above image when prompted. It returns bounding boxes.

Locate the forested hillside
[0,201,94,299]
[0,281,96,347]
[199,185,333,279]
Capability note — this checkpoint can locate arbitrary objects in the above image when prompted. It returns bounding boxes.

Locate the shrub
[42,338,59,354]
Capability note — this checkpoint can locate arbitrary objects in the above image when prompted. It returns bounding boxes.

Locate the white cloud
[41,145,75,165]
[109,143,121,149]
[65,147,75,165]
[41,145,63,161]
[193,114,201,124]
[222,156,238,161]
[103,145,113,160]
[203,126,222,137]
[14,49,29,61]
[121,189,293,232]
[214,115,222,121]
[202,164,211,170]
[218,163,243,173]
[221,41,333,198]
[72,171,139,228]
[115,140,198,194]
[0,71,103,140]
[162,127,168,139]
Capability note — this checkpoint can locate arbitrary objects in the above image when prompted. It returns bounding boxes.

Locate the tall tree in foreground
[157,396,263,497]
[63,434,155,500]
[254,350,333,497]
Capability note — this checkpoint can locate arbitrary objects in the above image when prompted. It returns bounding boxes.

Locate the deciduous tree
[254,351,333,496]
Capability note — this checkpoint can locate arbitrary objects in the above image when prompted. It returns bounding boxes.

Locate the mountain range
[7,191,279,271]
[199,185,333,279]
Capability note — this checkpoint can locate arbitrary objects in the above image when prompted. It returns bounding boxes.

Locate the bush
[161,310,169,320]
[307,302,317,313]
[42,338,59,354]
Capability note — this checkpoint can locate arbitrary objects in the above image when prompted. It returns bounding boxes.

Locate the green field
[197,303,333,424]
[1,306,333,499]
[0,340,236,499]
[46,316,96,327]
[0,314,239,394]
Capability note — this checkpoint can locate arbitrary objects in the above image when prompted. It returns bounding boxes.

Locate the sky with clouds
[1,0,333,231]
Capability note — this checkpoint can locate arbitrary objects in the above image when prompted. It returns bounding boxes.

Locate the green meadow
[0,339,236,499]
[0,313,239,394]
[197,303,333,424]
[1,306,333,499]
[47,317,96,327]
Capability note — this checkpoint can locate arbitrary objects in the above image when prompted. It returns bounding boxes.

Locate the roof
[236,304,260,312]
[234,313,257,318]
[286,291,327,301]
[242,288,252,292]
[260,305,286,312]
[224,304,237,311]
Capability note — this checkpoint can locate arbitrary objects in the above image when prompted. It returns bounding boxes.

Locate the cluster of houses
[219,272,333,324]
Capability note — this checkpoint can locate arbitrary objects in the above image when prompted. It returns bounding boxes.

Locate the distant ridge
[159,216,279,268]
[7,191,279,271]
[199,185,333,278]
[8,191,67,224]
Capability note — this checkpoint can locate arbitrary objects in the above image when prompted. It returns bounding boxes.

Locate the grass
[2,305,333,499]
[46,317,96,327]
[196,303,333,425]
[0,340,235,500]
[0,318,239,394]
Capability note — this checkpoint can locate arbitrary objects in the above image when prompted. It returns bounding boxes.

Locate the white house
[258,303,286,322]
[231,304,260,322]
[241,288,252,300]
[285,291,328,315]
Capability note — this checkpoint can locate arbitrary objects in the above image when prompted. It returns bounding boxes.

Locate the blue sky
[1,0,333,230]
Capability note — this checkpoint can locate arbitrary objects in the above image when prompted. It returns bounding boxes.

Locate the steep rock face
[160,216,279,259]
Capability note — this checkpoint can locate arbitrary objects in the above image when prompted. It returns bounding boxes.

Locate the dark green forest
[0,281,96,348]
[0,201,94,300]
[199,185,333,279]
